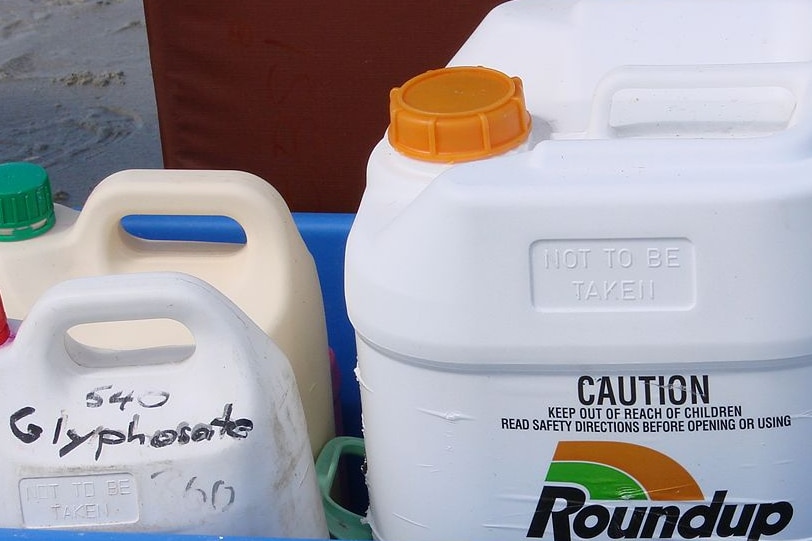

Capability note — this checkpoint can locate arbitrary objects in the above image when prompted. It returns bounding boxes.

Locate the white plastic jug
[0,165,333,455]
[0,272,327,537]
[345,1,812,539]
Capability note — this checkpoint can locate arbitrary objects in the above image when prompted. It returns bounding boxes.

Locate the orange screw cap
[388,66,531,163]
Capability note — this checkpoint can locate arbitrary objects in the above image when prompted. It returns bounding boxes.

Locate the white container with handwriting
[0,272,327,537]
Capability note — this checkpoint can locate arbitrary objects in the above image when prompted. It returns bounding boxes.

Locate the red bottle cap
[0,295,9,344]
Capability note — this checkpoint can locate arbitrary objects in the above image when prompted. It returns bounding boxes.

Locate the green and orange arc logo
[545,441,703,502]
[528,441,794,540]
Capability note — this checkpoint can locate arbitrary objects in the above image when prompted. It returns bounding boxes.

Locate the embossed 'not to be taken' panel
[20,473,139,528]
[531,238,696,311]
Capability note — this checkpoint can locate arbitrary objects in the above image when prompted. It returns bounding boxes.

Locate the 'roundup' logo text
[527,442,792,541]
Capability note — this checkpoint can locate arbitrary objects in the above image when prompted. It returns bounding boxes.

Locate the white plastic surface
[449,0,812,140]
[0,169,333,455]
[345,1,812,539]
[0,272,327,537]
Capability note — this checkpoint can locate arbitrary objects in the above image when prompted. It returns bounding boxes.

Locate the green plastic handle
[315,436,373,540]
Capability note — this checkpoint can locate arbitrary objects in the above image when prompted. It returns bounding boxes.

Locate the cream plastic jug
[0,271,327,537]
[345,1,812,540]
[0,165,333,455]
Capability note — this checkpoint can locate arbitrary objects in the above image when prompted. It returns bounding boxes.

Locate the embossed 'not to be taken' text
[531,238,695,310]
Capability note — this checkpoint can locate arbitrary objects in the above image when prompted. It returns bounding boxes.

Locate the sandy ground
[0,0,162,206]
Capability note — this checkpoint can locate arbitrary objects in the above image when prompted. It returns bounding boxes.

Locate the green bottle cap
[0,162,56,241]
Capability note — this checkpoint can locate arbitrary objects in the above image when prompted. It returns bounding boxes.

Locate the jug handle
[586,62,812,139]
[74,169,302,266]
[315,436,373,540]
[13,272,269,369]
